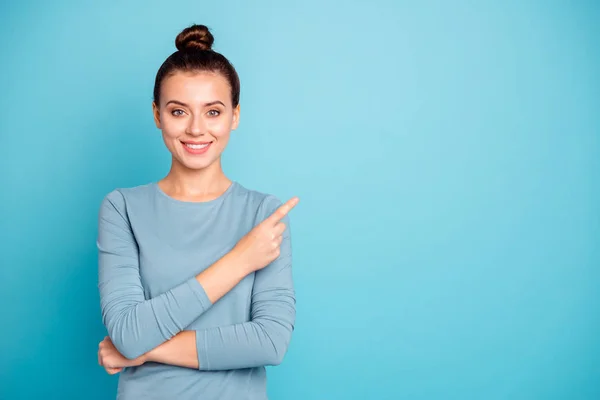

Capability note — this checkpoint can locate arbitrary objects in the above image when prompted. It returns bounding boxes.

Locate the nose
[186,114,206,136]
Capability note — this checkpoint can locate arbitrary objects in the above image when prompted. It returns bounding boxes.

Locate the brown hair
[153,24,240,107]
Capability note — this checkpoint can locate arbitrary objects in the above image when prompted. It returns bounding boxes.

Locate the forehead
[161,71,230,105]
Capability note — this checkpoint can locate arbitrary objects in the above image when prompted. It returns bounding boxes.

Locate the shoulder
[232,182,285,218]
[99,182,155,216]
[233,182,283,210]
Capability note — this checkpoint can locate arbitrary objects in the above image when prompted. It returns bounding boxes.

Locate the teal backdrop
[1,1,598,399]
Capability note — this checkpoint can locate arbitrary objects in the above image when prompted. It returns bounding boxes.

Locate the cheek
[207,118,233,138]
[161,120,186,138]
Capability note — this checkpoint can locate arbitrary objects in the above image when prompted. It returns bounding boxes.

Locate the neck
[160,156,232,200]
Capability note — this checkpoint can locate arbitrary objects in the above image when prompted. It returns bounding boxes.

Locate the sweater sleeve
[97,190,213,360]
[195,196,296,370]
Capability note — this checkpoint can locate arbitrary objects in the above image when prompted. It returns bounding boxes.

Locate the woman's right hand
[232,197,299,273]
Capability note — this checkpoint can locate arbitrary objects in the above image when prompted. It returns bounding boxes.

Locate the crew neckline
[152,181,237,206]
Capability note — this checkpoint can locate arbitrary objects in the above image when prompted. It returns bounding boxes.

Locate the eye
[171,109,185,116]
[207,109,221,117]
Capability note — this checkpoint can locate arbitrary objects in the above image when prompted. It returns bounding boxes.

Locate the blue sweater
[96,181,295,399]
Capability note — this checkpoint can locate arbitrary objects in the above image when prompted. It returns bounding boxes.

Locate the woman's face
[152,70,239,171]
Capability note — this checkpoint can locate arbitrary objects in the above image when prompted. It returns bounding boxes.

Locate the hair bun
[175,24,214,51]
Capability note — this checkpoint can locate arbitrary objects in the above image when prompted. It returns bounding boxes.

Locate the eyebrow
[165,100,225,107]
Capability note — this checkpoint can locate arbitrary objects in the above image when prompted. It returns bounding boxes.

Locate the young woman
[96,24,299,399]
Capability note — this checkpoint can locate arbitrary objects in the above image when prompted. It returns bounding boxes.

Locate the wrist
[226,247,254,275]
[139,349,153,364]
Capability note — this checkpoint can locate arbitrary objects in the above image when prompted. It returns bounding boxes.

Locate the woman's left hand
[98,336,146,374]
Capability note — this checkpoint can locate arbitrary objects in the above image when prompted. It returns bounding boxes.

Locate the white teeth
[185,143,210,149]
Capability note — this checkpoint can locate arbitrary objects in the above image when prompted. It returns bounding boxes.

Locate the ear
[231,104,240,131]
[152,101,161,129]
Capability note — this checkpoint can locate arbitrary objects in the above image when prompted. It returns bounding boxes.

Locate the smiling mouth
[181,141,213,154]
[183,142,211,149]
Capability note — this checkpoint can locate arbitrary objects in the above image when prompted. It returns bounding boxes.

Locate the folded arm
[144,196,296,370]
[98,190,250,360]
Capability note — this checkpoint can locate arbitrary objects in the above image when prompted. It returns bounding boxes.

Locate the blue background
[1,1,598,399]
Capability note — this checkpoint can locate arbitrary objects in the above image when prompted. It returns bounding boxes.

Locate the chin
[181,160,213,170]
[177,155,219,171]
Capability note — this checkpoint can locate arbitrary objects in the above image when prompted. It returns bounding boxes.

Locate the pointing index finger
[265,197,299,225]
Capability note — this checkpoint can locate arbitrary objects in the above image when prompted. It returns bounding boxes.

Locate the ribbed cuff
[185,276,213,311]
[196,329,210,370]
